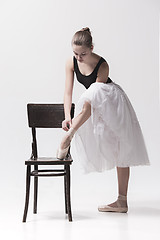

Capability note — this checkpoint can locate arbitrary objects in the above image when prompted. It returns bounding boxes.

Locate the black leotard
[73,56,112,89]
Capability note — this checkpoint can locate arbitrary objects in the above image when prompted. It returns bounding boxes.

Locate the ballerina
[56,27,150,213]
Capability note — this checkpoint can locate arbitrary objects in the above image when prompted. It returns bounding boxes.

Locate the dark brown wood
[32,169,65,173]
[25,157,73,165]
[22,165,31,222]
[31,128,38,159]
[64,165,68,214]
[66,165,72,221]
[33,165,38,214]
[31,172,66,177]
[22,103,74,222]
[27,104,74,128]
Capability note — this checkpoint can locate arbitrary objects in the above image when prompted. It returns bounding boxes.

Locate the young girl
[56,27,150,213]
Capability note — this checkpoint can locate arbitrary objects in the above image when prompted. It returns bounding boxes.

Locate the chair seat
[25,157,73,165]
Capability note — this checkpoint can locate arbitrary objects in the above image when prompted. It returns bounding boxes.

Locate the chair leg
[66,165,72,222]
[64,170,68,214]
[22,165,31,222]
[33,165,38,214]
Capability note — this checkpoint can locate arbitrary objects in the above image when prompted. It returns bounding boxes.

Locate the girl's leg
[60,101,91,149]
[117,167,130,196]
[72,101,91,130]
[98,167,130,212]
[107,167,129,208]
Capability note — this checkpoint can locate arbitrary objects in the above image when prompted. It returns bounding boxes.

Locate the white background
[0,0,160,239]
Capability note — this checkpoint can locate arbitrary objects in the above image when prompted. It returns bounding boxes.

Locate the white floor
[1,184,160,240]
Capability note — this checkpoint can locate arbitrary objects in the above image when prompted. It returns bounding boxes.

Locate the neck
[81,52,96,65]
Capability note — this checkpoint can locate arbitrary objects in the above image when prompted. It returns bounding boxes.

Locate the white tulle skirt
[71,81,150,173]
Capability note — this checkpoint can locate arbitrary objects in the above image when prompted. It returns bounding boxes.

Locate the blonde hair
[72,27,93,48]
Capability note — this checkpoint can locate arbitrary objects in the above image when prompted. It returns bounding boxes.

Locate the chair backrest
[27,103,75,159]
[27,103,75,128]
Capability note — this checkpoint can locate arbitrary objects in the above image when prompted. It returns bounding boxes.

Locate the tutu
[71,81,150,173]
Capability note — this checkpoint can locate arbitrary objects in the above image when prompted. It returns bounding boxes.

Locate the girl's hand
[62,118,72,131]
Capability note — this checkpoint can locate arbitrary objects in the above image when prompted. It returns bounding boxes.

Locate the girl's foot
[56,127,76,159]
[98,195,128,213]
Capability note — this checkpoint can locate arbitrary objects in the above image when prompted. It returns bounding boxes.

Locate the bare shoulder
[65,56,74,72]
[97,60,109,83]
[99,60,109,72]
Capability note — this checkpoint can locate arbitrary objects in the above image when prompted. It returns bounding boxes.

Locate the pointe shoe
[56,146,70,160]
[56,127,76,160]
[98,195,128,213]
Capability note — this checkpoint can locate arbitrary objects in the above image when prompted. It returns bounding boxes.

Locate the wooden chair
[22,103,75,222]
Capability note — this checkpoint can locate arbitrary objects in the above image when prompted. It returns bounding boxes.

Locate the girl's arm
[63,57,74,131]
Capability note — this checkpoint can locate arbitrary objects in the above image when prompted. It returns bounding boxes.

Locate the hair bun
[81,27,91,34]
[72,27,93,48]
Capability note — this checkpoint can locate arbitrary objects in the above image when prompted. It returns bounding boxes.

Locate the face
[72,44,93,63]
